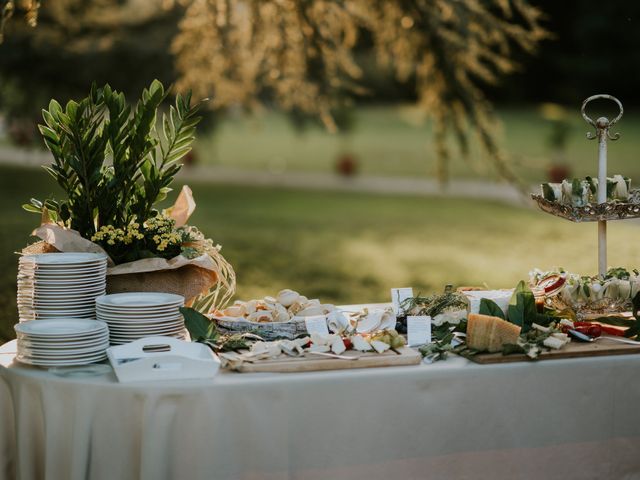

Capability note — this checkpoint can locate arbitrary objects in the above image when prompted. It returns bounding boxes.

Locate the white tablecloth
[2,339,640,480]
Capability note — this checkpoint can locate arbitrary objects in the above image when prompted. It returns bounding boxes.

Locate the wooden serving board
[234,347,421,373]
[471,340,640,364]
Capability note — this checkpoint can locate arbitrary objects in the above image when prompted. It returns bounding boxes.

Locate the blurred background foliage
[1,0,639,180]
[2,1,639,120]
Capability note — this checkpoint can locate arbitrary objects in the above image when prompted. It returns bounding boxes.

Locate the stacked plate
[96,292,186,345]
[18,253,108,322]
[15,319,109,366]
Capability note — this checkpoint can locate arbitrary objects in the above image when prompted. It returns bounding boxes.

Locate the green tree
[0,1,179,142]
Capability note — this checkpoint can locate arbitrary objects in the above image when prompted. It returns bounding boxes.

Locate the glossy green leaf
[181,307,216,341]
[478,298,505,319]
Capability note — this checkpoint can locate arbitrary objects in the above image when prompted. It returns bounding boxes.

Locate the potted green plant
[22,80,235,310]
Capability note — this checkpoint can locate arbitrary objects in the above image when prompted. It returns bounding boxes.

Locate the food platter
[471,338,640,364]
[229,347,421,373]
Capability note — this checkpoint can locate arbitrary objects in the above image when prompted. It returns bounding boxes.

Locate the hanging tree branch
[173,0,548,186]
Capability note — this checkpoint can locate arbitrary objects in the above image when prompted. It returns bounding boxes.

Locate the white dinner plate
[109,334,185,345]
[19,314,97,322]
[19,345,108,357]
[109,326,185,334]
[18,278,105,286]
[19,253,108,265]
[109,327,185,335]
[96,292,184,308]
[16,353,107,366]
[17,297,106,307]
[110,331,186,339]
[18,275,106,284]
[100,316,182,325]
[17,335,109,353]
[18,294,102,302]
[19,273,107,281]
[18,301,97,308]
[96,312,182,322]
[16,329,108,342]
[96,310,182,319]
[21,267,107,276]
[18,308,96,320]
[105,317,182,325]
[102,314,182,323]
[18,260,107,271]
[17,339,107,349]
[18,344,109,358]
[96,308,181,315]
[19,288,104,294]
[19,309,96,316]
[18,309,97,316]
[19,263,107,271]
[17,330,109,344]
[19,273,106,281]
[107,325,184,334]
[106,321,183,331]
[15,319,107,337]
[19,262,106,270]
[18,287,106,296]
[17,283,106,292]
[18,291,106,300]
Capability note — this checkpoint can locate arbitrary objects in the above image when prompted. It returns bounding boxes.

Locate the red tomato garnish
[587,325,602,338]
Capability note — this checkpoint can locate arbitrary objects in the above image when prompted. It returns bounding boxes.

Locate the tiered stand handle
[581,94,623,277]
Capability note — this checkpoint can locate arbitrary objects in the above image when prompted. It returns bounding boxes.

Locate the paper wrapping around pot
[26,224,227,306]
[21,241,60,255]
[31,224,111,261]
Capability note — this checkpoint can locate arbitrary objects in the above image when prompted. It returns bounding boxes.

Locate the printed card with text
[407,315,431,346]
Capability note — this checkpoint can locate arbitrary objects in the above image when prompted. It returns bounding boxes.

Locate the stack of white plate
[96,292,186,345]
[18,253,108,322]
[15,319,109,366]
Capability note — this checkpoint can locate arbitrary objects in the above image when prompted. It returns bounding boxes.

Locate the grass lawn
[194,105,640,183]
[2,164,640,343]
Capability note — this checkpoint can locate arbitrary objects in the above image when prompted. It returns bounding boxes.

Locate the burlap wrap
[106,265,217,306]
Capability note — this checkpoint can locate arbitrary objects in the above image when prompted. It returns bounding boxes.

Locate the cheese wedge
[466,313,521,353]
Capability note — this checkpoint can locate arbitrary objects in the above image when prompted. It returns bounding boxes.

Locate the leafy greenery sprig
[400,286,468,318]
[24,80,203,242]
[181,307,262,352]
[418,319,477,362]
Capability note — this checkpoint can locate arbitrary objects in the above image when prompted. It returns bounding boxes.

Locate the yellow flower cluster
[144,215,174,234]
[91,222,145,246]
[151,231,182,252]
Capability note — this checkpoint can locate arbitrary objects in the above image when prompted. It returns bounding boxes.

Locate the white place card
[391,287,414,316]
[304,315,330,336]
[407,315,431,346]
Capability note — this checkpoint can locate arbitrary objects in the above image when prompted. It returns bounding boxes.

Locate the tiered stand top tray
[531,190,640,222]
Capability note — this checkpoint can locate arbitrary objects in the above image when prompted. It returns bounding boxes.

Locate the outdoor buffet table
[2,341,640,480]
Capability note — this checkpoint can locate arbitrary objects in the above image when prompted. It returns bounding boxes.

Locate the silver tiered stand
[532,94,640,278]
